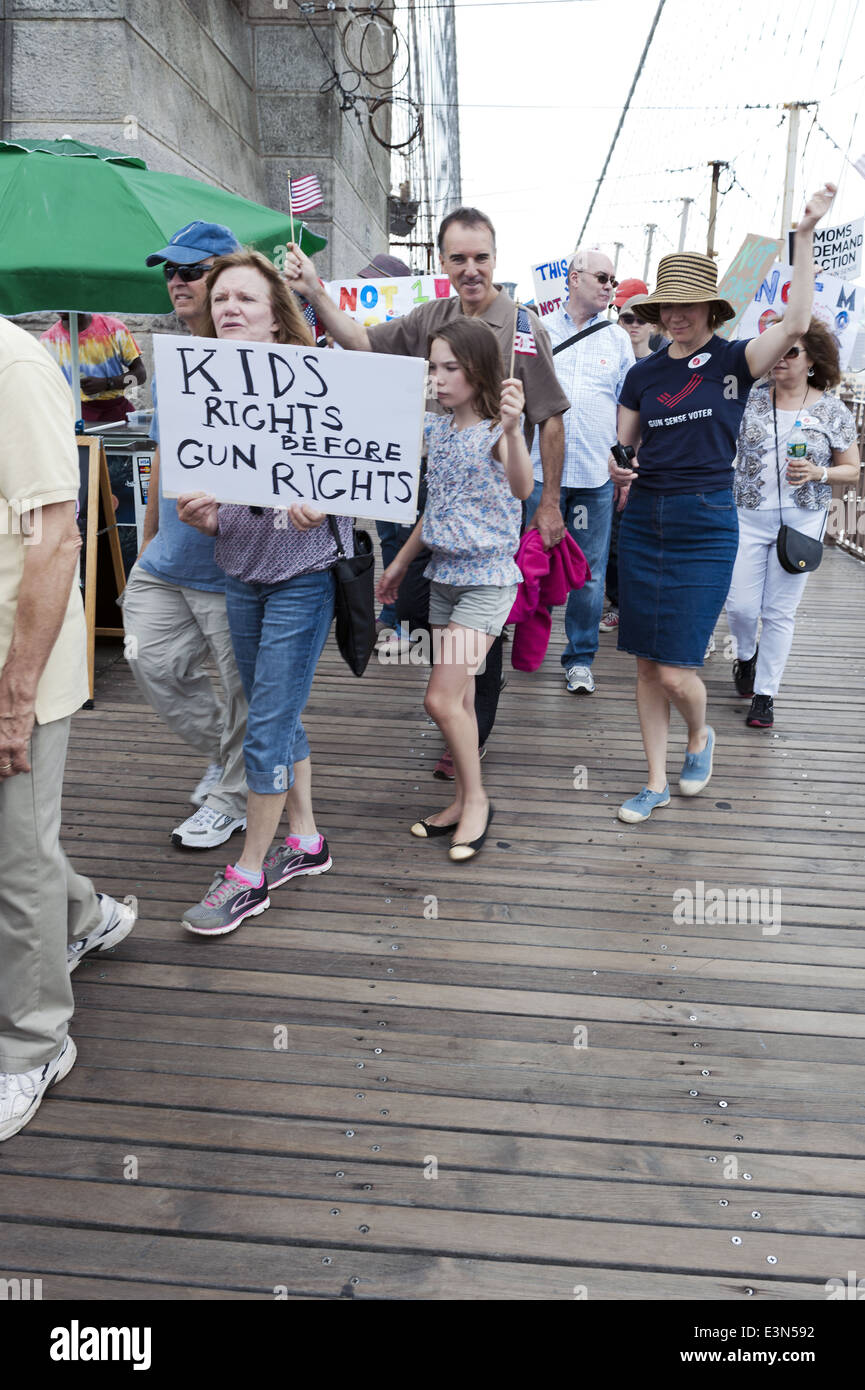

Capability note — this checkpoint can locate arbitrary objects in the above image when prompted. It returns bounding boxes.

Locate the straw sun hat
[629,252,735,325]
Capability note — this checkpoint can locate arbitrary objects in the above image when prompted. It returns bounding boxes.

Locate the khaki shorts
[428,581,518,637]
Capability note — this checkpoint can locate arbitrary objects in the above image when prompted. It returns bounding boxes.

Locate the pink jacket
[506,530,591,671]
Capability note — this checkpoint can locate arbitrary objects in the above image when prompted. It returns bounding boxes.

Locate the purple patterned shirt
[214,505,353,585]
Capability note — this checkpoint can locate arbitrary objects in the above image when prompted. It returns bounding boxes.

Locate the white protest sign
[788,217,864,279]
[531,255,569,318]
[324,275,453,325]
[154,334,426,523]
[735,262,860,370]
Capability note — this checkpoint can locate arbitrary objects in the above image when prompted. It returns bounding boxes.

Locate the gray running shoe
[182,865,269,936]
[263,837,332,889]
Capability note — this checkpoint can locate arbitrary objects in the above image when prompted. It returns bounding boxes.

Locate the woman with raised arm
[726,316,859,728]
[607,183,836,824]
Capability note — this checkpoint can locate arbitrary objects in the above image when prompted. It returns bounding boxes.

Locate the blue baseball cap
[145,220,240,267]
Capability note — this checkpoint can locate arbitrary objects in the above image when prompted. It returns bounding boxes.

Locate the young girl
[376,318,533,861]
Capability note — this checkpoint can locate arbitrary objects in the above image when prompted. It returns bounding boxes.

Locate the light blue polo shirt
[137,379,226,592]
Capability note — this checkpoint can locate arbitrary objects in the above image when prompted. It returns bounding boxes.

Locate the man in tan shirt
[0,318,137,1142]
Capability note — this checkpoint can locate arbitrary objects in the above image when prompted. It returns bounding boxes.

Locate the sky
[452,0,865,301]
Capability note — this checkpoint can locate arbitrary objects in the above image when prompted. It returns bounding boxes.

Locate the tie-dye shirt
[40,314,140,400]
[422,413,522,587]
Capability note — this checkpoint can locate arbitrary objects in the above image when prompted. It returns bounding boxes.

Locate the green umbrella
[0,137,326,316]
[0,137,327,418]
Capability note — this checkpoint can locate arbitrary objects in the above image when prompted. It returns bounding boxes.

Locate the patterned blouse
[421,413,522,587]
[734,385,857,512]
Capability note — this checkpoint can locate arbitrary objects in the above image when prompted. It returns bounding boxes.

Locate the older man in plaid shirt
[526,247,634,694]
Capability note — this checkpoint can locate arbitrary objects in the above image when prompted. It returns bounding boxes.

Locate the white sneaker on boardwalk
[191,761,224,807]
[565,665,595,694]
[171,805,247,849]
[0,1036,77,1141]
[67,893,138,973]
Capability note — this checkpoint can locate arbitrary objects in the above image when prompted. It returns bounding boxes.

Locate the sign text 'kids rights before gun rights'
[154,335,427,525]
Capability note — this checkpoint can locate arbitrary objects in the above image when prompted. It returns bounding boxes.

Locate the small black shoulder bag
[772,395,827,575]
[327,515,377,676]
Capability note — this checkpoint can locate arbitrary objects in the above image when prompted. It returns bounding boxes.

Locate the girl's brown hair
[202,249,314,345]
[428,318,503,423]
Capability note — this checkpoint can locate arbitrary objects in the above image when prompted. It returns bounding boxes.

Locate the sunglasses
[781,346,803,359]
[162,262,214,283]
[618,313,639,325]
[575,269,618,288]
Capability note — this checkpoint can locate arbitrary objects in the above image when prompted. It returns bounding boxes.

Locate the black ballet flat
[410,817,457,839]
[448,804,494,862]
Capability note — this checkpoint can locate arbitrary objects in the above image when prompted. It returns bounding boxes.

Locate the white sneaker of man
[171,804,247,849]
[191,761,224,807]
[0,1036,77,1142]
[67,893,138,973]
[565,665,595,694]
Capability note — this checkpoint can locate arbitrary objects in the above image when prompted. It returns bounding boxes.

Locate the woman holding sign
[177,250,351,935]
[608,183,836,825]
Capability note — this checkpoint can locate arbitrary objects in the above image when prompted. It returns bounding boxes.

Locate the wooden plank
[29,1101,865,1194]
[0,1223,822,1299]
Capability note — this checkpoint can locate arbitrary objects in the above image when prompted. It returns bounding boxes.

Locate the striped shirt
[530,307,634,489]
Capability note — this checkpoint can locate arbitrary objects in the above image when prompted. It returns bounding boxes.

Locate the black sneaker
[263,837,332,890]
[746,694,774,728]
[733,646,758,698]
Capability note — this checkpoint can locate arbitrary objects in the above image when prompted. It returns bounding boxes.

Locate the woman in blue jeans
[177,250,351,932]
[608,183,836,824]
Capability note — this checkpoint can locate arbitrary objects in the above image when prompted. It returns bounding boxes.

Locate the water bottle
[785,419,807,483]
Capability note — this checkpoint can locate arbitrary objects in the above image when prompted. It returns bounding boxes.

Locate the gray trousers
[121,565,248,819]
[0,717,100,1072]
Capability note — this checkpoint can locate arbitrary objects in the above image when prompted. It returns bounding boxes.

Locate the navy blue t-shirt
[619,335,755,495]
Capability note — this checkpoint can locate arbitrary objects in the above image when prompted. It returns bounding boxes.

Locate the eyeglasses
[574,269,618,288]
[162,262,214,283]
[618,313,639,325]
[782,346,802,359]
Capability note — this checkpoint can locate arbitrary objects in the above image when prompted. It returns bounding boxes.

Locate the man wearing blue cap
[122,222,249,849]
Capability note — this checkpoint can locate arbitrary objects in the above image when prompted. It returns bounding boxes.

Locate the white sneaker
[565,665,595,694]
[191,761,224,807]
[171,805,247,849]
[68,893,138,973]
[0,1036,77,1142]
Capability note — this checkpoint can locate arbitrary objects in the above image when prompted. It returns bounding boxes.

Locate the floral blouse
[733,385,857,511]
[422,413,522,587]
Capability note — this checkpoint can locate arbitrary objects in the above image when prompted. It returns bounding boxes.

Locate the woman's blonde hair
[202,249,314,345]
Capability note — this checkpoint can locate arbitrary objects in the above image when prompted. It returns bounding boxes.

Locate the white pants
[725,506,824,698]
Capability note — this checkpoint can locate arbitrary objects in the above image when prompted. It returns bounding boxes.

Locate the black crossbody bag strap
[552,320,612,356]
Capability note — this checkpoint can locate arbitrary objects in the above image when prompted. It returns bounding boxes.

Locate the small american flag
[513,305,538,357]
[301,299,320,339]
[290,175,324,214]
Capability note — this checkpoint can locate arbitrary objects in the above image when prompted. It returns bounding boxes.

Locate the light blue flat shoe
[679,726,715,797]
[618,785,670,824]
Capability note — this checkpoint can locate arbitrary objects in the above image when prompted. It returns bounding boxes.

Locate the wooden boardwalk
[3,545,865,1301]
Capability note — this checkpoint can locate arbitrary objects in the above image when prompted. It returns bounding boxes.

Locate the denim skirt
[617,486,738,667]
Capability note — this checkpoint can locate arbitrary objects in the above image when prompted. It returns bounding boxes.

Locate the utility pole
[706,160,728,259]
[643,224,657,282]
[612,241,624,277]
[780,101,816,240]
[678,197,693,252]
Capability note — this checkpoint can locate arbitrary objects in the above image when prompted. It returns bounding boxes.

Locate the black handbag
[327,515,377,676]
[772,395,827,575]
